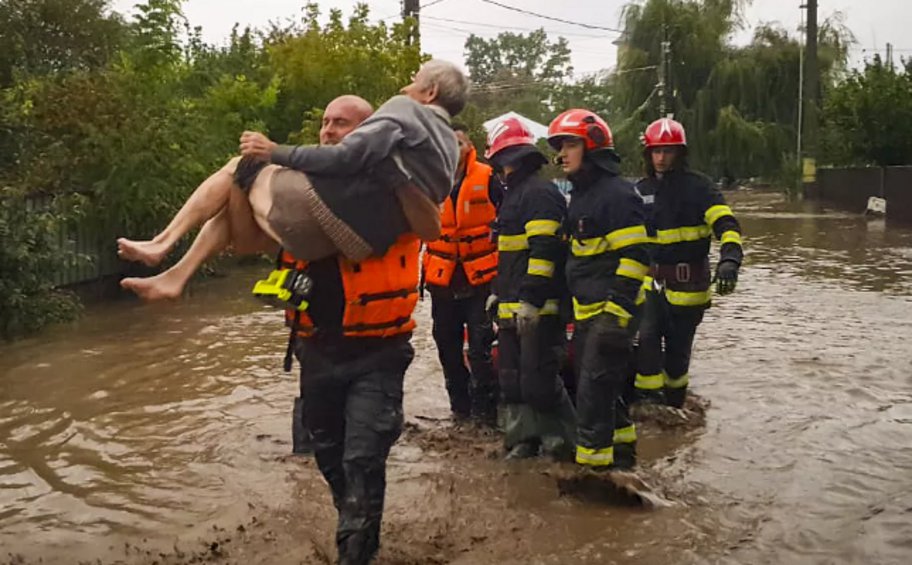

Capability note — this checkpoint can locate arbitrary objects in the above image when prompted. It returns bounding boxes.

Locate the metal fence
[24,194,121,288]
[808,166,912,225]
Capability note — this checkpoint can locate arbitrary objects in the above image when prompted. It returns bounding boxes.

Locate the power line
[421,0,448,8]
[479,0,625,34]
[422,15,609,39]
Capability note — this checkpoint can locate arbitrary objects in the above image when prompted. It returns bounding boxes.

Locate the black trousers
[572,317,636,467]
[635,289,705,407]
[298,335,414,565]
[498,317,565,410]
[430,290,497,419]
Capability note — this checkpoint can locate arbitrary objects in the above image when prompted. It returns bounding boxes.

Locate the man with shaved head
[274,94,419,565]
[288,94,375,456]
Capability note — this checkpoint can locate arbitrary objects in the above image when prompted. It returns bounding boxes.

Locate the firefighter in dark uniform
[485,117,576,460]
[423,124,502,424]
[634,118,743,408]
[548,109,650,469]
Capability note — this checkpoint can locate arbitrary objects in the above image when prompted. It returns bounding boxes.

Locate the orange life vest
[280,234,420,339]
[423,148,497,288]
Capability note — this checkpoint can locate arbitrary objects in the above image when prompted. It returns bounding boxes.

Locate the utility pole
[402,0,420,48]
[802,0,818,188]
[658,24,673,118]
[886,42,894,68]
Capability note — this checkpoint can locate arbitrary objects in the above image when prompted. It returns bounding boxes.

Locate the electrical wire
[479,0,625,34]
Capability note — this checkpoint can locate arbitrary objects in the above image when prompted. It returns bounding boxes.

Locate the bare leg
[117,157,243,267]
[120,172,281,301]
[121,209,233,300]
[227,165,282,252]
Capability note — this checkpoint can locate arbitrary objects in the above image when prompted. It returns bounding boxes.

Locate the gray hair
[420,59,469,117]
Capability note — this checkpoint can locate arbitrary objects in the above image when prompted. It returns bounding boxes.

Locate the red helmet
[547,109,613,151]
[643,118,687,148]
[485,117,536,160]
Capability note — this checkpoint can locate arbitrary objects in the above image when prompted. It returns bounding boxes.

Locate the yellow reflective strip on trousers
[606,225,649,250]
[603,301,632,325]
[705,204,734,226]
[665,373,690,389]
[571,236,609,257]
[498,299,560,319]
[576,445,614,466]
[613,425,637,445]
[635,372,665,391]
[527,258,555,278]
[525,219,561,237]
[498,234,528,252]
[572,299,631,326]
[721,230,743,246]
[616,258,649,281]
[665,288,712,307]
[573,298,605,321]
[656,225,712,244]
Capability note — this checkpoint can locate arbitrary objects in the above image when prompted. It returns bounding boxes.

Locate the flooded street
[2,190,911,564]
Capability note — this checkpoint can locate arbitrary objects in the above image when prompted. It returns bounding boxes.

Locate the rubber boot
[612,442,637,470]
[538,388,578,462]
[664,385,687,409]
[502,403,540,459]
[635,385,666,405]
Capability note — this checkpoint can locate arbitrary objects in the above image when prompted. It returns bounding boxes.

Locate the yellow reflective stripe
[665,288,712,307]
[497,299,560,319]
[576,445,614,466]
[606,225,649,250]
[525,219,561,237]
[527,258,555,278]
[603,301,632,324]
[572,298,631,326]
[721,230,742,246]
[573,299,605,321]
[571,236,609,257]
[635,372,665,391]
[665,373,690,389]
[616,258,649,281]
[498,234,528,252]
[705,204,734,226]
[656,225,712,244]
[613,425,637,445]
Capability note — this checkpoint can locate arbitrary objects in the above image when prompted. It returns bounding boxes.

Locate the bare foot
[120,272,185,301]
[117,238,171,267]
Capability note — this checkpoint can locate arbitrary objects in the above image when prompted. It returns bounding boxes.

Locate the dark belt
[650,260,710,285]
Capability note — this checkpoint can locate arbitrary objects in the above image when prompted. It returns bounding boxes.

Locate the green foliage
[464,28,572,124]
[0,0,422,338]
[0,189,82,340]
[608,0,853,182]
[0,0,126,87]
[821,57,912,166]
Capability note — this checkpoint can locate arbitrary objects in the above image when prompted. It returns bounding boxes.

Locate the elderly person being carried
[117,59,467,300]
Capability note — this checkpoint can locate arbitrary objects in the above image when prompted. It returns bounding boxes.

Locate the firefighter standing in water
[423,124,502,425]
[634,118,743,408]
[485,117,576,460]
[548,109,650,470]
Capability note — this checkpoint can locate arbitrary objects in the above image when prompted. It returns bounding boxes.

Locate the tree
[611,0,852,182]
[464,29,572,124]
[821,57,912,167]
[0,0,126,87]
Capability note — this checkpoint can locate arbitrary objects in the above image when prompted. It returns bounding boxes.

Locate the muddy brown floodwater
[2,190,912,564]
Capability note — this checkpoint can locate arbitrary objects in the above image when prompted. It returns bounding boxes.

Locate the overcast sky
[111,0,911,75]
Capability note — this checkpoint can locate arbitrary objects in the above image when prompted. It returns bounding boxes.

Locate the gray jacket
[271,95,457,205]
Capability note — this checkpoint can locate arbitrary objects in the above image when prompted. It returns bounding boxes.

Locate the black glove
[715,260,739,295]
[590,312,631,350]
